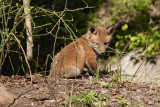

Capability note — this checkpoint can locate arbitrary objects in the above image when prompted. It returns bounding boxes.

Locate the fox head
[86,25,116,54]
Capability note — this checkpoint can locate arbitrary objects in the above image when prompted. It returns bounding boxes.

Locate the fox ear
[106,25,116,36]
[88,26,97,35]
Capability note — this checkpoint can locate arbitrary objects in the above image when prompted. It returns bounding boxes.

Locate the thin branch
[119,41,131,58]
[12,33,33,86]
[44,77,59,106]
[129,56,147,84]
[69,83,74,107]
[33,23,52,29]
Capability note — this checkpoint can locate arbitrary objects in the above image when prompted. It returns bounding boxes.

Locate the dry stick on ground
[12,33,33,86]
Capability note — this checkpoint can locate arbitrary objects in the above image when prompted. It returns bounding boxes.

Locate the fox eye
[104,42,109,45]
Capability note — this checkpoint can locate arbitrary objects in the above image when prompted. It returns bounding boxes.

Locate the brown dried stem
[12,33,33,86]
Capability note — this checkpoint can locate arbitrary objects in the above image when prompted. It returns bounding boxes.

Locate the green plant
[118,99,127,106]
[100,82,111,89]
[115,25,160,56]
[113,0,160,56]
[110,0,152,23]
[94,67,100,84]
[72,91,107,107]
[72,91,97,106]
[0,0,26,75]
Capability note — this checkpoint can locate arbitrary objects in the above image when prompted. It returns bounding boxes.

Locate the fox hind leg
[62,66,81,78]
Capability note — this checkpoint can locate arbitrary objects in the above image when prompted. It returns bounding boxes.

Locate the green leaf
[151,51,156,55]
[149,18,153,24]
[16,3,19,7]
[148,44,154,52]
[101,95,106,100]
[118,99,127,106]
[130,36,137,42]
[116,35,123,39]
[115,42,119,47]
[30,6,34,10]
[128,44,133,50]
[27,8,31,12]
[121,24,128,31]
[111,58,116,63]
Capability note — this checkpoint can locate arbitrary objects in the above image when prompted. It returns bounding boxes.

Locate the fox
[50,25,116,79]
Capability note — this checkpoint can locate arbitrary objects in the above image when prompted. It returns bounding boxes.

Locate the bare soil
[0,73,160,107]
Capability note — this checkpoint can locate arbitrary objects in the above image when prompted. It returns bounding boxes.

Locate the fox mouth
[92,46,106,55]
[87,41,104,54]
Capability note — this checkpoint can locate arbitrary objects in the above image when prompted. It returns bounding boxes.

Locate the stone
[107,50,160,82]
[0,83,16,106]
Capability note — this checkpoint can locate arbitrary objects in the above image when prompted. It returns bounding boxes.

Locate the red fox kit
[50,25,116,79]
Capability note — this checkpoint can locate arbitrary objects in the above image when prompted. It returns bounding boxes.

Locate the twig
[52,20,61,78]
[44,77,59,106]
[57,6,94,13]
[11,33,33,86]
[0,5,10,9]
[33,23,52,29]
[69,84,74,107]
[129,56,147,85]
[152,25,160,31]
[14,5,24,25]
[119,41,131,58]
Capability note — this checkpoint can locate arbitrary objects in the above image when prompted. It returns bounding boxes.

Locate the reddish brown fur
[50,26,116,79]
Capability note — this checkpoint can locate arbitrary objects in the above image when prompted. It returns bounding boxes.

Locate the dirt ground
[0,73,160,107]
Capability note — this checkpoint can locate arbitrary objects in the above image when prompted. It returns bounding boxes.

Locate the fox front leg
[85,54,97,75]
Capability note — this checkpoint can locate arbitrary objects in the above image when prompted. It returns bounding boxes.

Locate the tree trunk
[23,0,33,60]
